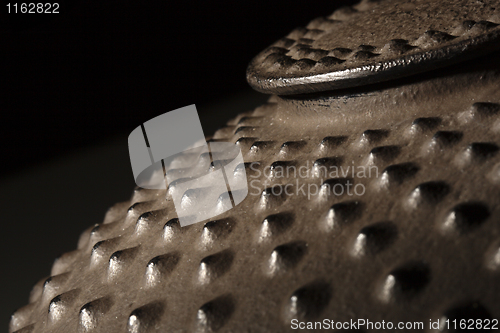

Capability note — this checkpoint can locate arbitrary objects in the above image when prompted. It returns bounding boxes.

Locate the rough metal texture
[10,1,500,332]
[247,0,500,95]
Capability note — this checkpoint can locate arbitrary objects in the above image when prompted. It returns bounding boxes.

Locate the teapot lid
[246,0,500,95]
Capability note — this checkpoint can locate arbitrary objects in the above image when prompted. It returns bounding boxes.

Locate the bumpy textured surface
[11,58,500,332]
[10,1,500,332]
[247,0,500,94]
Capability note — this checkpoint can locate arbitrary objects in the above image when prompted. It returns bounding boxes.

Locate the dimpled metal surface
[247,0,500,95]
[10,1,500,333]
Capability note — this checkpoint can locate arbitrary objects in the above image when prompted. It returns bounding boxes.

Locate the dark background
[1,0,354,329]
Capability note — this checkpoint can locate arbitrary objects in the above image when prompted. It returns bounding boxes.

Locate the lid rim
[246,0,500,95]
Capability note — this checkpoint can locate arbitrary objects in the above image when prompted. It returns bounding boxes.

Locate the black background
[1,0,354,329]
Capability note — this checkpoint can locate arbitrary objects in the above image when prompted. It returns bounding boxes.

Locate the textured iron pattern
[10,66,500,332]
[247,0,500,95]
[10,0,500,332]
